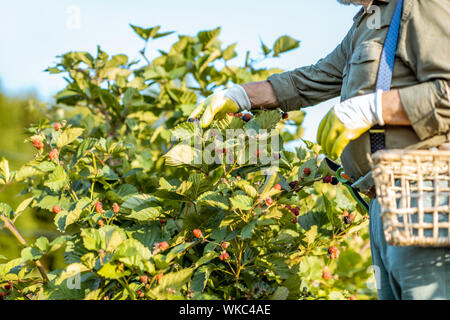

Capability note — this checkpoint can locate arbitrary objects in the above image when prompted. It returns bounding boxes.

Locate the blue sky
[0,0,360,142]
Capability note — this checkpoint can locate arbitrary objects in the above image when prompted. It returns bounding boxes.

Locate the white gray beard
[337,0,363,5]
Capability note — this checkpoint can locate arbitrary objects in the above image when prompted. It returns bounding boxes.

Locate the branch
[0,215,49,283]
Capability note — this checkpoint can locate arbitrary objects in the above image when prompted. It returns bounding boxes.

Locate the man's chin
[336,0,363,5]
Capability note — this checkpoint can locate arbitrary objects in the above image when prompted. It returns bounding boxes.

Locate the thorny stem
[0,215,49,283]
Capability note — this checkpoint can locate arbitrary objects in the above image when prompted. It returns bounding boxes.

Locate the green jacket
[267,0,450,182]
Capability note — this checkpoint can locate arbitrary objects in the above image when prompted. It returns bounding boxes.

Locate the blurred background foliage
[0,92,65,270]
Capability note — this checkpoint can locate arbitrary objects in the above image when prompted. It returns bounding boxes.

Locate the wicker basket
[372,149,450,247]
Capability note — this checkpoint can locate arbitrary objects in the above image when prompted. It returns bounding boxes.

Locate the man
[190,0,450,300]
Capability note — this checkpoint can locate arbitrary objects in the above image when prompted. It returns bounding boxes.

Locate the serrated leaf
[44,166,68,192]
[197,191,229,210]
[255,110,282,130]
[230,195,253,210]
[235,180,258,199]
[57,127,84,149]
[164,143,196,167]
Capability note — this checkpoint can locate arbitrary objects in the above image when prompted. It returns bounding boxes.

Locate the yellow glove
[317,90,384,159]
[189,85,251,128]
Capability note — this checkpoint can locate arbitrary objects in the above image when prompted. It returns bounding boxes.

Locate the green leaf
[222,43,237,61]
[130,24,161,40]
[197,27,221,48]
[57,127,84,149]
[191,265,212,292]
[230,195,253,211]
[81,228,103,251]
[164,143,196,167]
[305,225,318,246]
[35,237,51,252]
[0,157,10,184]
[21,247,43,261]
[197,191,229,210]
[261,39,272,56]
[0,202,13,219]
[14,197,33,220]
[235,180,258,199]
[273,35,300,57]
[270,286,289,300]
[149,268,194,298]
[44,166,68,192]
[255,110,282,130]
[241,219,257,239]
[97,262,127,279]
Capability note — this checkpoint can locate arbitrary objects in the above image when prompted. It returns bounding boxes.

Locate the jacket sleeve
[267,27,353,112]
[397,0,450,140]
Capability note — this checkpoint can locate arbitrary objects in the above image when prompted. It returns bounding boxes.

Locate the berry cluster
[342,210,355,224]
[289,180,301,192]
[322,175,338,185]
[328,246,340,260]
[285,204,300,223]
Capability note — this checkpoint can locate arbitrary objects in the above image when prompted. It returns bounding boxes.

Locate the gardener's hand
[317,90,385,159]
[188,85,251,128]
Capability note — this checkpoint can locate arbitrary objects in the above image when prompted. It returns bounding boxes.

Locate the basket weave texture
[372,149,450,247]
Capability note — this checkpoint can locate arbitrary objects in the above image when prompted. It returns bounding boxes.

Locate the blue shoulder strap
[376,0,404,91]
[371,0,404,153]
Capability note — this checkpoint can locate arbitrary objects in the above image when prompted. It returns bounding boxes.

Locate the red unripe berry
[54,122,62,131]
[4,281,12,291]
[0,291,5,300]
[112,202,120,213]
[221,242,230,249]
[265,197,274,206]
[48,149,58,160]
[328,246,340,259]
[193,229,203,239]
[52,205,61,214]
[255,149,260,158]
[292,217,298,224]
[342,210,349,217]
[98,219,104,227]
[159,219,166,225]
[286,205,292,210]
[159,241,169,251]
[32,139,44,150]
[219,252,230,261]
[156,273,164,281]
[322,267,332,280]
[273,184,282,191]
[303,167,311,176]
[95,201,103,214]
[137,289,144,298]
[350,295,357,300]
[228,113,234,116]
[323,175,333,184]
[139,275,148,284]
